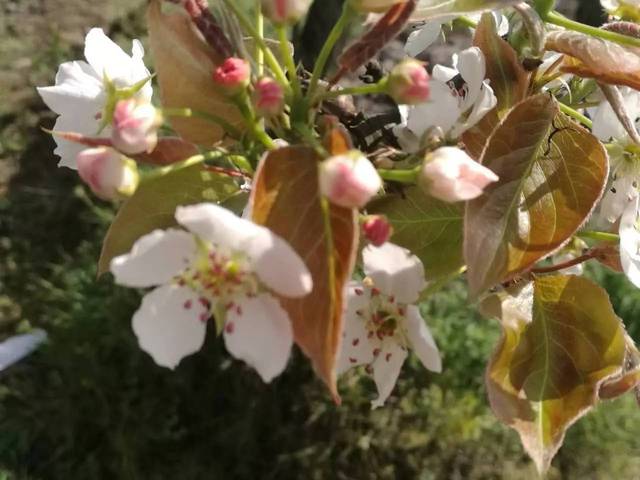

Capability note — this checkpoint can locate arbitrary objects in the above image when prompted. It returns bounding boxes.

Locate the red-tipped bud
[319,151,382,208]
[212,58,251,94]
[111,99,161,155]
[388,59,430,105]
[77,147,139,200]
[363,215,393,246]
[253,77,285,117]
[261,0,312,24]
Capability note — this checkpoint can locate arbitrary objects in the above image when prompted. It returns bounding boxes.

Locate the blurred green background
[2,0,639,478]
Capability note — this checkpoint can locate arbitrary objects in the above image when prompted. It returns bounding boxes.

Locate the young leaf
[337,1,416,78]
[485,275,626,474]
[412,0,521,20]
[147,0,242,146]
[462,13,531,158]
[546,30,640,91]
[464,94,608,297]
[369,187,464,281]
[250,146,359,400]
[98,165,239,275]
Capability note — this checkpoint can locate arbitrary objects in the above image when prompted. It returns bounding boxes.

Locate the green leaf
[369,187,464,281]
[251,145,359,400]
[485,275,626,474]
[464,94,608,297]
[97,165,239,275]
[413,0,521,19]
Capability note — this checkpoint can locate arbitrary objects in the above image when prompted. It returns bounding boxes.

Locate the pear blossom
[111,99,162,154]
[261,0,312,23]
[76,147,140,200]
[110,203,312,382]
[319,151,382,208]
[420,146,498,202]
[395,47,497,149]
[619,197,640,287]
[362,215,393,246]
[388,59,430,105]
[253,77,285,117]
[591,87,640,223]
[212,58,251,94]
[405,12,508,58]
[338,243,441,408]
[37,28,152,169]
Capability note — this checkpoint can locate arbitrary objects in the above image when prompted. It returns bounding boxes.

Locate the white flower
[405,12,508,58]
[337,243,441,408]
[619,196,640,287]
[110,203,313,382]
[37,28,152,169]
[591,88,640,223]
[319,151,382,208]
[396,47,497,149]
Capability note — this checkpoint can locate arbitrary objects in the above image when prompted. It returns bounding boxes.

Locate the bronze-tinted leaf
[337,1,416,78]
[369,187,464,281]
[98,165,239,275]
[546,30,640,90]
[132,137,200,166]
[600,368,640,400]
[464,94,608,297]
[250,146,359,399]
[147,0,242,146]
[485,275,626,474]
[462,13,530,158]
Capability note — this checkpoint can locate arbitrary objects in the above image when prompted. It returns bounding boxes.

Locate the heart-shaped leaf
[464,94,608,297]
[98,165,240,275]
[147,0,242,146]
[485,275,626,474]
[369,187,464,281]
[546,30,640,90]
[250,146,359,400]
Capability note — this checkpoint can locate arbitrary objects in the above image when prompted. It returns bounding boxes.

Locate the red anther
[373,348,381,357]
[183,300,193,310]
[199,312,209,322]
[365,365,374,375]
[352,338,360,346]
[371,288,380,297]
[355,288,364,296]
[389,295,395,303]
[385,353,392,362]
[225,321,235,334]
[349,357,357,364]
[236,305,242,315]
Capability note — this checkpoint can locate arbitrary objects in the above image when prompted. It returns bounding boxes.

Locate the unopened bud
[363,215,393,246]
[253,77,285,117]
[420,147,498,203]
[388,59,430,105]
[349,0,406,13]
[319,151,382,208]
[261,0,312,24]
[212,58,251,95]
[77,147,139,200]
[111,99,161,155]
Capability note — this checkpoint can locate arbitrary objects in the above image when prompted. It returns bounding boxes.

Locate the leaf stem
[558,103,593,129]
[256,4,264,75]
[530,252,595,274]
[308,3,354,101]
[142,151,224,182]
[546,11,640,49]
[577,230,620,243]
[317,80,388,102]
[162,108,242,138]
[377,166,421,184]
[277,25,302,99]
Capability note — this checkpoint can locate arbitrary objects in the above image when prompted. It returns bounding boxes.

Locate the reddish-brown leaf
[251,146,359,399]
[132,137,200,166]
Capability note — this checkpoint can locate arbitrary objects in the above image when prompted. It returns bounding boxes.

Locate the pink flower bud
[111,99,161,155]
[77,147,139,200]
[212,58,251,94]
[253,77,285,117]
[388,59,430,105]
[319,151,382,208]
[420,147,499,203]
[261,0,312,24]
[363,215,393,246]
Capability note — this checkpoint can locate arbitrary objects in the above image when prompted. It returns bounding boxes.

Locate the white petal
[452,82,497,137]
[405,21,444,57]
[176,203,312,297]
[406,81,460,137]
[371,340,408,409]
[620,198,640,288]
[363,243,426,303]
[49,113,106,169]
[0,330,48,371]
[432,64,458,83]
[600,175,638,224]
[243,227,312,297]
[37,61,103,114]
[404,306,442,373]
[457,47,486,107]
[337,283,377,374]
[111,229,197,288]
[592,99,628,142]
[132,285,208,369]
[223,294,293,383]
[84,28,135,81]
